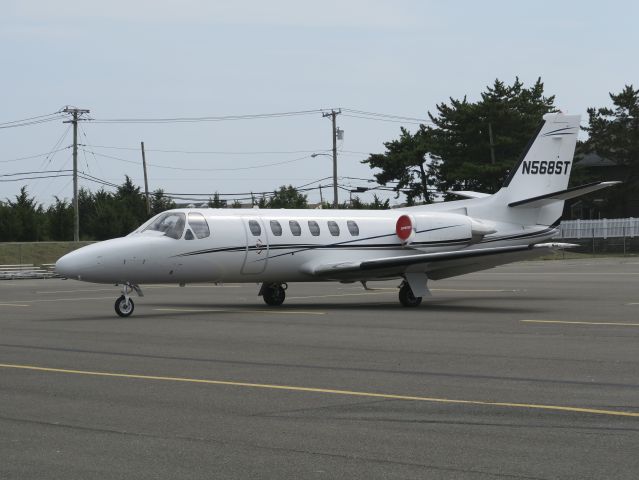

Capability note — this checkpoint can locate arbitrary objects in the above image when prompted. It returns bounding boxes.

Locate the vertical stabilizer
[500,113,580,202]
[493,113,580,226]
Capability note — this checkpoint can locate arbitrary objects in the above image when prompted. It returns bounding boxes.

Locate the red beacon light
[395,214,414,245]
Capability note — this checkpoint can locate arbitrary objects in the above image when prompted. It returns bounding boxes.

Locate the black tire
[115,295,135,317]
[263,285,286,306]
[399,283,422,307]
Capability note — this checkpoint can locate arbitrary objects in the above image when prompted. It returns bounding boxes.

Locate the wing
[303,243,575,281]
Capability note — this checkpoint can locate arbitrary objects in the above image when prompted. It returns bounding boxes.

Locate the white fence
[558,218,639,239]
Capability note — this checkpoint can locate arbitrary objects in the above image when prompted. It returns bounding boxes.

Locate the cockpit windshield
[142,212,186,239]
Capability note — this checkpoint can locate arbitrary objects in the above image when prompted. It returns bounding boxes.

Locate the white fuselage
[55,205,556,285]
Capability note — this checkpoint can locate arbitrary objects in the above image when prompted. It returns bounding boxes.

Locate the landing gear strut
[114,283,142,317]
[260,282,287,306]
[399,281,422,307]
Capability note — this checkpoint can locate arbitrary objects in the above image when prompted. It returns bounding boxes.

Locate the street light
[311,152,338,207]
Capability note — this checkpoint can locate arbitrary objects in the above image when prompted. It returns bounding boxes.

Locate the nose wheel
[115,295,135,317]
[114,283,142,317]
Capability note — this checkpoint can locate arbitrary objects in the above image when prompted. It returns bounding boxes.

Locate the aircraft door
[241,217,269,274]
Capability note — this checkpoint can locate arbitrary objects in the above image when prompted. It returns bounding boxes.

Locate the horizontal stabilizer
[447,190,491,199]
[508,181,621,208]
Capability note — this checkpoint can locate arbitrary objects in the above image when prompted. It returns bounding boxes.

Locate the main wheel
[115,295,135,317]
[399,283,422,307]
[263,285,286,306]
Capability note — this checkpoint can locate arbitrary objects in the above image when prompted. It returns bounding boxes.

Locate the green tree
[349,195,367,209]
[265,185,308,208]
[363,78,557,201]
[368,194,391,210]
[429,77,555,194]
[78,187,94,239]
[207,192,225,208]
[0,201,21,241]
[47,197,74,240]
[88,188,121,240]
[580,85,639,217]
[6,187,45,241]
[363,127,437,205]
[151,188,176,215]
[116,175,148,231]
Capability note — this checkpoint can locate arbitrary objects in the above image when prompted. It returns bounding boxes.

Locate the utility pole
[322,109,341,208]
[63,106,90,242]
[140,141,151,215]
[488,122,496,165]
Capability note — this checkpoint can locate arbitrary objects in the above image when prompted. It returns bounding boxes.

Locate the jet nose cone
[55,250,83,279]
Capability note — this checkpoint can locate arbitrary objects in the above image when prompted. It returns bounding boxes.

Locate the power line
[341,108,431,123]
[39,124,72,170]
[0,115,67,130]
[0,147,71,164]
[0,169,73,178]
[0,110,63,127]
[82,149,314,172]
[341,113,425,125]
[87,109,329,124]
[83,144,332,156]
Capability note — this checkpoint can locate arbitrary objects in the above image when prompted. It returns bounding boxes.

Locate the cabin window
[184,229,195,240]
[289,220,302,236]
[143,212,186,240]
[347,220,359,236]
[248,220,261,236]
[270,220,282,236]
[188,212,210,239]
[308,220,320,236]
[327,221,340,236]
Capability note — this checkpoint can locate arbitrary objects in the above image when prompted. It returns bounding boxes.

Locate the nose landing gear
[115,283,143,317]
[259,282,287,306]
[115,294,134,317]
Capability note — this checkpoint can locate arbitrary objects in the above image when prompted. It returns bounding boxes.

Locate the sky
[1,0,637,206]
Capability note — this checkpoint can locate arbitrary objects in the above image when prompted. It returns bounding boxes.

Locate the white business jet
[56,113,618,317]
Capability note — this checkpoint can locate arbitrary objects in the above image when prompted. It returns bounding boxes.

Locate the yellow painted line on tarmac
[0,362,637,418]
[522,320,639,327]
[0,303,29,307]
[154,308,325,315]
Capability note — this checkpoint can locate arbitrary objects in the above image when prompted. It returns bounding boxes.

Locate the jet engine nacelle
[397,212,496,249]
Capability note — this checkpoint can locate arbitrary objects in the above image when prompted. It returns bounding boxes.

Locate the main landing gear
[115,283,143,317]
[398,280,422,307]
[259,282,287,306]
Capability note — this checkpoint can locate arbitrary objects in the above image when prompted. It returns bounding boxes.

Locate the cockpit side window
[188,212,211,239]
[143,212,186,239]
